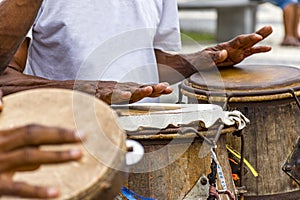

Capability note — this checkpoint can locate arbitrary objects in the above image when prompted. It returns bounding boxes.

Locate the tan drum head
[189,65,300,91]
[183,65,300,102]
[0,88,127,200]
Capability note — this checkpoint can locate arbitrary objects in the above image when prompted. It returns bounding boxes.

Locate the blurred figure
[269,0,300,46]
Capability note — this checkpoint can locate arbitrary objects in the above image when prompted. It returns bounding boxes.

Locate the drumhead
[184,65,300,102]
[0,88,127,200]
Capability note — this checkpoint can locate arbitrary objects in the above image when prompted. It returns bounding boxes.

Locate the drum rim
[188,65,300,91]
[181,79,300,102]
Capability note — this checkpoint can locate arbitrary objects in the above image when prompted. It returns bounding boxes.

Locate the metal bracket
[282,137,300,185]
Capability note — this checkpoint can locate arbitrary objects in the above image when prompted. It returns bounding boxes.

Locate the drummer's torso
[25,0,180,83]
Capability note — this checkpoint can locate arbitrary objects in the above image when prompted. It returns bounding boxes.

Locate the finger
[0,90,3,112]
[247,46,272,55]
[97,86,133,104]
[0,181,59,198]
[0,125,85,152]
[233,33,263,50]
[255,25,273,39]
[148,83,173,97]
[238,26,272,49]
[238,26,272,47]
[212,50,228,66]
[149,82,169,93]
[110,90,132,104]
[129,86,154,103]
[0,148,82,172]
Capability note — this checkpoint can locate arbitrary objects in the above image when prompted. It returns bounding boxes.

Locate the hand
[0,124,84,199]
[95,81,173,104]
[0,90,3,111]
[192,25,273,70]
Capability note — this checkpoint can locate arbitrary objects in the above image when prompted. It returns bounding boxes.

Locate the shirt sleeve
[154,0,182,52]
[26,27,33,39]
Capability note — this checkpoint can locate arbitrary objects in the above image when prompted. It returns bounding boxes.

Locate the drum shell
[181,65,300,199]
[125,126,238,200]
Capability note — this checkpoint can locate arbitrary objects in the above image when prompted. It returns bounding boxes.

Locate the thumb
[215,49,228,64]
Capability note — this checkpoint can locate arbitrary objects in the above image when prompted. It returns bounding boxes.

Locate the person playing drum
[2,1,274,105]
[0,0,85,198]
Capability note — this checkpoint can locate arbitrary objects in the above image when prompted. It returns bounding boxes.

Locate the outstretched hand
[193,25,273,70]
[95,81,173,104]
[0,125,84,199]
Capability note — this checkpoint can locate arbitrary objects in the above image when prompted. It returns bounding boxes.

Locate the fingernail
[70,149,82,158]
[47,187,59,197]
[75,130,86,140]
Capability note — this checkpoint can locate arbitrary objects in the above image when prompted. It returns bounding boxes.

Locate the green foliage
[181,31,215,44]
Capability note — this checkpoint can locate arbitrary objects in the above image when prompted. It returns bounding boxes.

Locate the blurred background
[178,2,300,67]
[161,1,300,103]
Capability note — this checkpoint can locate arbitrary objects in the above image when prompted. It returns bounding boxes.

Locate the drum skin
[181,65,300,199]
[0,89,127,200]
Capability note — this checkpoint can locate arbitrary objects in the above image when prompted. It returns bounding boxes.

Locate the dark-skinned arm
[0,0,42,74]
[7,36,172,105]
[0,67,173,104]
[156,25,273,84]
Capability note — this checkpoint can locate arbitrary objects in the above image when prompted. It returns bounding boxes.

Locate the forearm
[155,49,198,84]
[0,0,43,74]
[0,67,97,96]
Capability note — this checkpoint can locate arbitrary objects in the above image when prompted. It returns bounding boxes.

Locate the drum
[0,88,127,200]
[181,65,300,199]
[113,103,242,200]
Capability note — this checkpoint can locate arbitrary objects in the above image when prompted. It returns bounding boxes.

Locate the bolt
[200,177,208,185]
[284,164,293,172]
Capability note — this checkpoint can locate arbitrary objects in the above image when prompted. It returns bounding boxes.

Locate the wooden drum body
[181,65,300,199]
[114,104,240,200]
[0,89,127,200]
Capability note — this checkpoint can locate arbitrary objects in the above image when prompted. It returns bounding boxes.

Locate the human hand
[0,90,3,111]
[95,81,173,104]
[192,25,273,70]
[0,125,84,199]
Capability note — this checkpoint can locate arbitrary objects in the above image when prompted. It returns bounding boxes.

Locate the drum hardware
[282,137,300,185]
[281,88,300,184]
[114,103,248,199]
[125,140,144,166]
[180,79,300,105]
[176,83,185,104]
[210,148,236,200]
[178,80,249,199]
[180,126,236,200]
[288,88,300,109]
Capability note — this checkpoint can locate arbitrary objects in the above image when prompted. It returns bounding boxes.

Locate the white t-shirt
[25,0,181,86]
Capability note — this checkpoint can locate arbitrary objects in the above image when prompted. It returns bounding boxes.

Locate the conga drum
[113,103,248,200]
[181,65,300,199]
[0,88,127,200]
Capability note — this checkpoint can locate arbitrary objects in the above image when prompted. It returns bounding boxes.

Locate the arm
[156,26,273,84]
[0,0,42,74]
[0,67,173,104]
[6,37,173,104]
